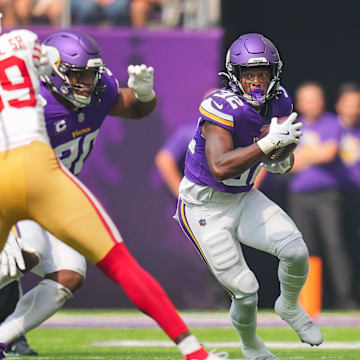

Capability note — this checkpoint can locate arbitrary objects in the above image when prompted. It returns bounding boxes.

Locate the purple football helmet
[42,29,106,108]
[224,33,283,106]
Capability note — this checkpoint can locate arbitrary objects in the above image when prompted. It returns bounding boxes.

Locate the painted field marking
[92,340,360,349]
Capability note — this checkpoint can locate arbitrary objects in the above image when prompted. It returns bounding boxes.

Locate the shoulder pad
[199,89,245,129]
[9,29,38,45]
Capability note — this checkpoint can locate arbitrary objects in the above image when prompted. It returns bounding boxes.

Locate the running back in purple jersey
[184,86,293,193]
[40,68,119,175]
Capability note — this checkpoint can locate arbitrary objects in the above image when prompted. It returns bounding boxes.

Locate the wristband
[257,136,276,154]
[135,90,156,103]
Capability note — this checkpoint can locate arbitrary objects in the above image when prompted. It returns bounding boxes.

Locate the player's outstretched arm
[109,64,157,119]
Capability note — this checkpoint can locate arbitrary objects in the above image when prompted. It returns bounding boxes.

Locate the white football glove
[0,232,25,277]
[261,155,293,174]
[127,64,156,102]
[38,44,60,76]
[257,112,303,154]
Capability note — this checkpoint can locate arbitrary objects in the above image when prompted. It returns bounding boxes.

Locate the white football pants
[176,177,303,298]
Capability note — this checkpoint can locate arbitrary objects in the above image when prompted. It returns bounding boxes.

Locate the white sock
[177,335,202,355]
[277,239,308,308]
[278,265,307,308]
[230,295,258,348]
[0,279,72,343]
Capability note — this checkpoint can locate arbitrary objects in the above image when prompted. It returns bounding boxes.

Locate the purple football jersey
[184,86,293,193]
[40,68,119,175]
[338,120,360,190]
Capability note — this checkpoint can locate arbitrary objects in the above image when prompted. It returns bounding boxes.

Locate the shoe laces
[301,320,315,331]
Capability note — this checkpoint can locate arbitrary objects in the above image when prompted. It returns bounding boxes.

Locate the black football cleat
[0,343,7,359]
[7,336,37,356]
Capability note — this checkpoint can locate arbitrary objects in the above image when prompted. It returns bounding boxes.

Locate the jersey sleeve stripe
[199,106,234,127]
[11,224,21,238]
[201,98,234,120]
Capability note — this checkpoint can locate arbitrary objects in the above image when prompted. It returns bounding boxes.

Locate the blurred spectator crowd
[256,81,360,309]
[0,0,220,28]
[1,1,357,310]
[154,81,360,310]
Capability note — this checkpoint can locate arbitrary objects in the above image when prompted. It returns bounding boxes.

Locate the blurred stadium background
[9,0,360,312]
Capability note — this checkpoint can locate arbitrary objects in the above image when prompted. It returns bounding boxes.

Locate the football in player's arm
[174,33,323,360]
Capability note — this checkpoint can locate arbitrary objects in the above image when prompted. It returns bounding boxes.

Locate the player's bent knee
[204,231,259,296]
[278,238,309,272]
[217,266,259,297]
[45,270,84,292]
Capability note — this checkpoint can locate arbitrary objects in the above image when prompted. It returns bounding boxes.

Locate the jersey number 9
[0,56,36,111]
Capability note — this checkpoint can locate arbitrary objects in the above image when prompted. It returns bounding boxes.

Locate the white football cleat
[241,335,279,360]
[274,297,323,346]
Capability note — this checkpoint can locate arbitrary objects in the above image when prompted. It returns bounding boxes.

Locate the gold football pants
[0,141,122,264]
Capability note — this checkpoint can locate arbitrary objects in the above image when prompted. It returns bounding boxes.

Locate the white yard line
[92,340,360,349]
[40,311,360,328]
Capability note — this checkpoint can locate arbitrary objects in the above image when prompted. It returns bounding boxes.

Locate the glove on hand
[261,155,293,174]
[257,112,303,154]
[38,45,60,76]
[0,232,25,277]
[127,64,155,102]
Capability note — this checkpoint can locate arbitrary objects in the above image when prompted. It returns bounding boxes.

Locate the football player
[0,29,227,360]
[174,33,323,360]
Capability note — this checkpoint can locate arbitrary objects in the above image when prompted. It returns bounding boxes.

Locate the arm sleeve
[102,68,121,107]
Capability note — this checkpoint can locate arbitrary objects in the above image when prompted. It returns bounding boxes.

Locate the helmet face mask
[42,30,106,108]
[225,33,283,107]
[66,67,100,106]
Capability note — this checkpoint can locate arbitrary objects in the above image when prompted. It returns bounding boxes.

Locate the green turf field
[6,310,360,360]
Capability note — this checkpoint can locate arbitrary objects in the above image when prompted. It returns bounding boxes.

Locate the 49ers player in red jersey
[0,28,229,360]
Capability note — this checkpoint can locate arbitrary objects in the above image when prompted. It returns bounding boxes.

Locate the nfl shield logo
[199,218,206,226]
[78,113,85,123]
